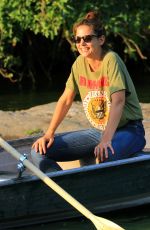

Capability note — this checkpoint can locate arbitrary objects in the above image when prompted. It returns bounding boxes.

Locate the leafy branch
[117,32,147,60]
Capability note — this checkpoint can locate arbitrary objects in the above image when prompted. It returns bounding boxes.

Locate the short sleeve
[107,53,129,95]
[66,62,79,94]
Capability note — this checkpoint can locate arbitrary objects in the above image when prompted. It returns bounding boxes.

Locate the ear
[98,35,105,46]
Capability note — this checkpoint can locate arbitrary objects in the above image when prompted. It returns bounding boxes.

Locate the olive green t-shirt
[66,51,143,130]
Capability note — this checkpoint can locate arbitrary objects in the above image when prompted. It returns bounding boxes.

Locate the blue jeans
[31,120,146,172]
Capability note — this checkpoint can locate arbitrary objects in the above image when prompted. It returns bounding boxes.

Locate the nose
[79,38,86,45]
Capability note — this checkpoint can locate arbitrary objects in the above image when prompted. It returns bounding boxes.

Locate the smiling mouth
[80,47,89,52]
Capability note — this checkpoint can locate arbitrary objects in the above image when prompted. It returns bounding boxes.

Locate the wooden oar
[0,137,125,230]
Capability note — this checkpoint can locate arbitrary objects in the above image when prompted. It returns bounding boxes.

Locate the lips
[81,48,89,51]
[79,47,89,53]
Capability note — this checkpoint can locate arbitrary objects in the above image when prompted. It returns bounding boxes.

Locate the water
[0,90,61,111]
[0,84,149,111]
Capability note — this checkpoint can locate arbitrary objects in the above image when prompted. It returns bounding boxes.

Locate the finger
[32,141,37,150]
[35,143,39,153]
[97,146,104,162]
[47,138,54,148]
[38,140,46,154]
[33,142,39,153]
[41,140,47,154]
[94,146,99,158]
[109,145,115,154]
[38,144,42,154]
[32,140,40,153]
[104,146,108,159]
[94,146,97,157]
[100,149,104,162]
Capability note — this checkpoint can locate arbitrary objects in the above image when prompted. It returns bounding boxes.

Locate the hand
[32,133,54,154]
[94,140,114,163]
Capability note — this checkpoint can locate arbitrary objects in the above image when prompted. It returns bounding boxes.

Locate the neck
[87,50,106,72]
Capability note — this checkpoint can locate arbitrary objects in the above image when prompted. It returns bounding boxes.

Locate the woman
[31,11,146,172]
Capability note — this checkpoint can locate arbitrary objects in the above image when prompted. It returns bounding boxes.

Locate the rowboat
[0,136,150,229]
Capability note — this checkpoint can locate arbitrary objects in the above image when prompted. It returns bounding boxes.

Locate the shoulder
[104,51,126,69]
[104,51,120,62]
[75,55,84,64]
[72,55,85,69]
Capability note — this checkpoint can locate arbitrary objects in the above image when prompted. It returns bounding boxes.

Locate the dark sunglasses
[72,34,98,44]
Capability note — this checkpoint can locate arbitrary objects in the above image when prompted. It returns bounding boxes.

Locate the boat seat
[131,149,150,157]
[79,157,96,167]
[79,148,150,166]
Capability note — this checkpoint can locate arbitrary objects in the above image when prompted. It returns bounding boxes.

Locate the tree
[0,0,149,89]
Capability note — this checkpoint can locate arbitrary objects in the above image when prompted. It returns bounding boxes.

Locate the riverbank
[0,101,150,148]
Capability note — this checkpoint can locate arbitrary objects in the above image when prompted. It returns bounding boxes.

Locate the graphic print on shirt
[83,91,111,130]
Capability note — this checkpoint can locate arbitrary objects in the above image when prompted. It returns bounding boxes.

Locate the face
[75,25,105,59]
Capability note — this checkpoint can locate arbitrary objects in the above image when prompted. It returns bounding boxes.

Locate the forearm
[32,89,75,154]
[102,91,125,142]
[102,103,124,142]
[94,91,125,161]
[45,89,76,136]
[46,99,71,135]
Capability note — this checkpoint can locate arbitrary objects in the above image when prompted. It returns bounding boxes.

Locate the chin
[80,52,90,58]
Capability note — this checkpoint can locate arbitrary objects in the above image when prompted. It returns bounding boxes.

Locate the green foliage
[0,0,149,86]
[25,128,43,136]
[0,0,70,81]
[66,0,149,59]
[0,0,70,39]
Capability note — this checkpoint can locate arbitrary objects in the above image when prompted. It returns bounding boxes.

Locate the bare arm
[94,90,125,162]
[32,88,76,154]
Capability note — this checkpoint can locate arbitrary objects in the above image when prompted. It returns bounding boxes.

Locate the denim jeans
[31,120,146,172]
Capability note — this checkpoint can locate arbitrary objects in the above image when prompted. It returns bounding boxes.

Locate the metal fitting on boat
[17,153,27,178]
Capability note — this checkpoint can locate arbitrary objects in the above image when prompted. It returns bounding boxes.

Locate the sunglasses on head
[72,34,98,44]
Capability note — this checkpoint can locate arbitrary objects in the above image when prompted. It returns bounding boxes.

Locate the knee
[30,148,42,164]
[30,149,62,172]
[30,148,37,160]
[30,149,48,172]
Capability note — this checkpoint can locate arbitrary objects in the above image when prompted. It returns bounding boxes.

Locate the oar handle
[0,137,93,220]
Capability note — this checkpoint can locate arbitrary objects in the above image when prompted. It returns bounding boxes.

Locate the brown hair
[73,11,106,37]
